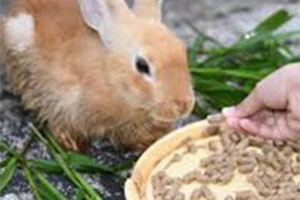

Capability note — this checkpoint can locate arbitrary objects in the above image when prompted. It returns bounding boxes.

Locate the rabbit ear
[133,0,163,21]
[77,0,132,45]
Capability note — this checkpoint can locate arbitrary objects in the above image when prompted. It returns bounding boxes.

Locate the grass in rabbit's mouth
[0,9,300,200]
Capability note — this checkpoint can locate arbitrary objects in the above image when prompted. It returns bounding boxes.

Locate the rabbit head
[77,0,195,123]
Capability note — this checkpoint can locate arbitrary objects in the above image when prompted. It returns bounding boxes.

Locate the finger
[240,112,295,141]
[235,88,265,117]
[274,112,298,141]
[226,117,245,133]
[289,90,300,120]
[239,118,259,135]
[240,118,279,139]
[238,109,273,135]
[223,87,264,119]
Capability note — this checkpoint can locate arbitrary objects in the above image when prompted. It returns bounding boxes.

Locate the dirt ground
[0,0,299,200]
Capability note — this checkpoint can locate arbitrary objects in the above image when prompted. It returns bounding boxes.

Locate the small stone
[0,194,20,200]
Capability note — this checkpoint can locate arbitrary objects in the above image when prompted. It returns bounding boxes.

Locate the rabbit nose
[174,97,195,117]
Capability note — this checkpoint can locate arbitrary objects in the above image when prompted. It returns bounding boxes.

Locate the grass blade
[72,170,102,200]
[0,141,9,152]
[29,124,80,185]
[24,166,43,200]
[76,188,86,200]
[0,158,9,168]
[44,130,66,155]
[29,159,63,173]
[191,68,262,80]
[67,152,134,173]
[0,157,17,194]
[36,172,69,200]
[54,153,80,186]
[29,124,103,200]
[28,123,50,147]
[184,19,225,48]
[251,9,293,35]
[67,152,112,173]
[0,142,19,157]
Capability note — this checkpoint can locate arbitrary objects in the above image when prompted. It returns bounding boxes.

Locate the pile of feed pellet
[151,114,300,200]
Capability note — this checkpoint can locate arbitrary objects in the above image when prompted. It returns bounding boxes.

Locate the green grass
[0,125,134,199]
[188,9,300,117]
[0,9,299,200]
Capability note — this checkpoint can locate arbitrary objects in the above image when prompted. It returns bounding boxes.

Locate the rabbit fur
[0,0,195,151]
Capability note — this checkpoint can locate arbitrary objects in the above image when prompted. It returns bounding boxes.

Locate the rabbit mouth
[150,114,182,123]
[150,101,194,123]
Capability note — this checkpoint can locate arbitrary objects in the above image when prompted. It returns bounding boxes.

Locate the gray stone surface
[164,0,300,48]
[1,0,300,199]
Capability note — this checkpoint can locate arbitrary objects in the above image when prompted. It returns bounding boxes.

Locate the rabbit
[0,0,195,151]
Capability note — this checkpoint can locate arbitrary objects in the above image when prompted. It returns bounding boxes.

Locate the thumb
[223,87,264,118]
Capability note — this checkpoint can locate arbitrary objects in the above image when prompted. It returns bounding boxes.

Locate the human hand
[222,63,300,141]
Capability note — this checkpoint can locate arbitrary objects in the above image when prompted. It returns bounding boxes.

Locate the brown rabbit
[0,0,195,151]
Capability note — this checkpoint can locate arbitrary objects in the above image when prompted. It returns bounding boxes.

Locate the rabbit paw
[56,131,79,151]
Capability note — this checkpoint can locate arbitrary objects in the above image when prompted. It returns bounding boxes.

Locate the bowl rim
[124,120,215,200]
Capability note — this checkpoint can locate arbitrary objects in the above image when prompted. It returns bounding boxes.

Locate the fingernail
[222,106,236,117]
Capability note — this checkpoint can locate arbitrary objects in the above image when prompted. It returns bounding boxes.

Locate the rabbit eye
[136,57,151,76]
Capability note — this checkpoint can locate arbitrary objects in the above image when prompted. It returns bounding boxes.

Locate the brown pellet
[257,187,272,197]
[265,155,282,171]
[292,164,300,175]
[274,140,285,147]
[200,156,215,168]
[218,170,234,184]
[262,143,274,155]
[213,153,227,163]
[170,153,182,163]
[186,142,198,154]
[201,186,216,200]
[174,192,185,200]
[229,132,241,143]
[170,178,182,190]
[164,188,181,200]
[282,146,294,156]
[190,188,203,200]
[182,170,202,183]
[238,163,255,174]
[221,132,232,148]
[153,187,166,198]
[210,172,222,184]
[205,124,220,135]
[236,190,258,200]
[151,171,174,189]
[287,141,300,152]
[236,156,256,166]
[208,140,219,152]
[249,135,265,147]
[225,195,234,200]
[276,152,287,165]
[236,138,250,150]
[196,173,210,184]
[265,139,274,146]
[207,113,225,124]
[253,153,265,163]
[296,154,300,163]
